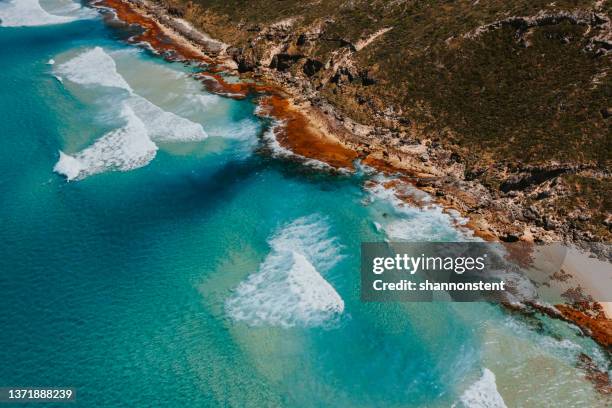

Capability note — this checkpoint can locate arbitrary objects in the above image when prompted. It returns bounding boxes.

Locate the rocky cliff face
[157,0,610,244]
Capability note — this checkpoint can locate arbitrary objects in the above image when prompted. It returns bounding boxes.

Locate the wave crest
[53,104,157,180]
[456,369,506,408]
[53,47,208,180]
[55,47,132,91]
[126,95,207,142]
[0,0,92,27]
[226,215,345,328]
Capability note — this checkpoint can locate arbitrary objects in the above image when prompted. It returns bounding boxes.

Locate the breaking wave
[206,118,260,141]
[226,215,345,328]
[456,369,506,408]
[53,47,208,180]
[0,0,93,27]
[54,103,157,180]
[260,115,337,172]
[364,177,472,242]
[55,46,132,91]
[185,92,221,110]
[126,95,208,142]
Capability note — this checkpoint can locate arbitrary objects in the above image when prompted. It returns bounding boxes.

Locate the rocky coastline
[118,0,612,248]
[92,0,611,372]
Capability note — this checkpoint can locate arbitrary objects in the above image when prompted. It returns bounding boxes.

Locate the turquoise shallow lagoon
[0,1,609,406]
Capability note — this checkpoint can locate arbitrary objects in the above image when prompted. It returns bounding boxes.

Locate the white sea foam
[364,180,470,242]
[126,95,208,142]
[55,47,133,91]
[48,0,95,17]
[58,47,207,141]
[186,92,221,109]
[207,118,259,141]
[47,58,55,65]
[0,0,94,27]
[457,369,506,408]
[384,216,452,241]
[226,215,345,328]
[53,103,157,180]
[262,122,293,156]
[0,0,74,27]
[262,123,338,171]
[54,150,83,180]
[256,103,334,169]
[54,48,209,179]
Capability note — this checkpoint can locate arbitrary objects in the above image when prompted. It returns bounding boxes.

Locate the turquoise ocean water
[0,1,609,406]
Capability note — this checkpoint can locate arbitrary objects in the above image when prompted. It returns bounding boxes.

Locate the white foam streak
[0,0,92,27]
[54,150,83,180]
[458,369,506,408]
[261,118,338,172]
[262,122,294,157]
[54,104,157,180]
[207,118,259,141]
[55,47,207,142]
[54,47,209,179]
[0,0,74,26]
[126,95,208,142]
[226,215,345,328]
[365,180,470,242]
[257,90,349,171]
[55,47,132,91]
[269,215,343,273]
[186,93,220,109]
